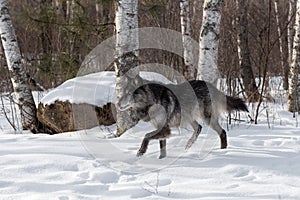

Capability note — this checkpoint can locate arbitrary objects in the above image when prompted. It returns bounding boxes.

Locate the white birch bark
[197,0,223,84]
[114,0,139,136]
[180,0,195,80]
[0,0,38,132]
[288,0,300,113]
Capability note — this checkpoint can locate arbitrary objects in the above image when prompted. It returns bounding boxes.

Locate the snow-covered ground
[0,73,300,200]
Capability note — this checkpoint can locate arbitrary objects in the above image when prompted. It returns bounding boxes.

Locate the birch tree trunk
[0,0,39,132]
[197,0,223,84]
[180,0,195,80]
[274,0,289,90]
[288,0,300,113]
[236,0,260,102]
[114,0,139,136]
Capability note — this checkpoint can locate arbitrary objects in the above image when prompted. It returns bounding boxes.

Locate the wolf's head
[116,84,153,111]
[115,73,153,111]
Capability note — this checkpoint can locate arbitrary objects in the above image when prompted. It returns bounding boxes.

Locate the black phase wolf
[116,77,248,159]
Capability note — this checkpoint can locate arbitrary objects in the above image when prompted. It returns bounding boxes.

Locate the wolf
[116,76,248,159]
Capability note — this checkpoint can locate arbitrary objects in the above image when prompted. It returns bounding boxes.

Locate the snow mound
[41,71,172,106]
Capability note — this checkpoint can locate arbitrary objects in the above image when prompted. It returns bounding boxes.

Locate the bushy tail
[226,96,249,112]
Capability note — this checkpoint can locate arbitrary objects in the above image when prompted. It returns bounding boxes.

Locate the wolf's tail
[226,96,249,112]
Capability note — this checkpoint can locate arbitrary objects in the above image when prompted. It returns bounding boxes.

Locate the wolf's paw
[185,143,191,150]
[185,139,195,150]
[158,153,166,159]
[136,149,146,157]
[220,139,227,149]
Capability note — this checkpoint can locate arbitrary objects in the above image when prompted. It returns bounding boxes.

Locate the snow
[41,71,172,106]
[1,73,300,200]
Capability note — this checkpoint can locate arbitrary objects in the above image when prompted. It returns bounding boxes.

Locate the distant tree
[114,0,139,136]
[0,0,39,132]
[288,0,300,114]
[197,0,223,84]
[274,0,289,90]
[52,0,65,16]
[288,0,296,65]
[236,0,260,102]
[180,0,195,80]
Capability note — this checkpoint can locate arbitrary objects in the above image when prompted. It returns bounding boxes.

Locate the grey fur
[116,78,248,159]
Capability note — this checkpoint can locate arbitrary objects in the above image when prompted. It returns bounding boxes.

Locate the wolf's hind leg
[219,129,227,149]
[159,139,167,159]
[208,118,227,149]
[185,121,202,150]
[201,113,227,149]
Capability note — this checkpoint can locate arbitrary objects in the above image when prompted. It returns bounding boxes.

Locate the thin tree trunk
[95,0,101,24]
[0,0,39,132]
[288,0,296,65]
[288,0,300,114]
[236,0,260,102]
[66,0,72,21]
[114,0,139,137]
[53,0,64,16]
[197,0,223,84]
[274,0,289,90]
[68,0,75,52]
[40,0,53,72]
[180,0,195,80]
[96,0,112,26]
[68,0,83,65]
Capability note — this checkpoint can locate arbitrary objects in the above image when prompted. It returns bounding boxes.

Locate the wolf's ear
[134,74,143,86]
[126,67,139,79]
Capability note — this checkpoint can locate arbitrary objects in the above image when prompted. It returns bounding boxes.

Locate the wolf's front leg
[137,127,170,158]
[136,130,158,157]
[137,138,149,157]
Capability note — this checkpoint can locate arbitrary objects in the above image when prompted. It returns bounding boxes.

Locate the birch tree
[236,0,260,102]
[180,0,195,80]
[114,0,139,136]
[288,0,300,113]
[197,0,223,84]
[0,0,39,132]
